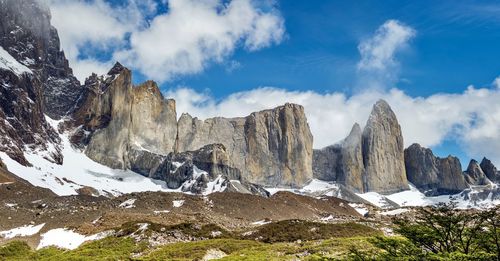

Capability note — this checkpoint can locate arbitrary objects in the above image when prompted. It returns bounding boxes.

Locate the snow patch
[119,198,136,209]
[172,200,185,208]
[0,223,45,239]
[37,229,112,250]
[251,220,271,226]
[348,203,369,216]
[0,46,32,75]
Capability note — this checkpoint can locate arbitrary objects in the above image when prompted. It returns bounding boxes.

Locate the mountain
[312,100,408,194]
[0,0,499,210]
[404,143,469,196]
[67,63,313,191]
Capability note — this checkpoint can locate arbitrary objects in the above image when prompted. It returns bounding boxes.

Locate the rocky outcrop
[0,0,89,165]
[313,100,408,194]
[72,65,313,188]
[176,104,313,187]
[362,100,408,194]
[464,160,491,186]
[313,123,364,193]
[480,158,500,183]
[405,144,469,196]
[0,0,83,119]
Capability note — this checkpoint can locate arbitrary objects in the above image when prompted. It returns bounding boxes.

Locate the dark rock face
[127,143,268,196]
[464,160,491,186]
[0,0,83,119]
[0,0,88,165]
[313,123,364,193]
[480,158,500,183]
[362,100,408,194]
[0,53,61,166]
[405,144,469,196]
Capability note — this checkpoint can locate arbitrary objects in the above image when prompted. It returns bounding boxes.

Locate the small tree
[350,203,499,260]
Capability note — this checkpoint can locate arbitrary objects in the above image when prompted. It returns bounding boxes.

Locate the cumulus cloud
[49,0,156,80]
[49,0,285,82]
[115,0,284,81]
[165,83,500,166]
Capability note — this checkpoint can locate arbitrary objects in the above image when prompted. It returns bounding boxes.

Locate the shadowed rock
[480,157,500,183]
[313,123,364,193]
[405,143,469,196]
[464,159,491,186]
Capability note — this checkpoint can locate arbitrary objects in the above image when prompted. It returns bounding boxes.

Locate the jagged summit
[107,62,127,76]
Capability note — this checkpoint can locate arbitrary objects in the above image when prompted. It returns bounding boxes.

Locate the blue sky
[128,0,500,98]
[50,0,500,167]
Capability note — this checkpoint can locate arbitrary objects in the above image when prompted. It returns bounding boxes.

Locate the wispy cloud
[357,20,416,89]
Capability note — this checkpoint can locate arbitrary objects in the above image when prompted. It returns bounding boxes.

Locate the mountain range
[1,0,499,209]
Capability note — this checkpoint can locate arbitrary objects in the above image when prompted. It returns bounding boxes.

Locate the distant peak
[374,99,391,109]
[349,123,362,135]
[107,62,126,75]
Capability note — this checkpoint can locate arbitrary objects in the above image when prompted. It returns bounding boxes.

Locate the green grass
[242,220,381,243]
[0,220,382,260]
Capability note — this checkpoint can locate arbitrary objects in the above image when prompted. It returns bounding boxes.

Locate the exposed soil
[0,173,362,248]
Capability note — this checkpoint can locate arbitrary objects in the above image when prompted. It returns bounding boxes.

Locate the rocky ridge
[404,144,469,196]
[68,63,313,193]
[313,100,408,194]
[0,0,83,166]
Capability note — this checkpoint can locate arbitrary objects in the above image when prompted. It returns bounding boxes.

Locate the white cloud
[357,20,416,71]
[494,76,500,88]
[49,0,145,80]
[115,0,284,82]
[165,83,500,166]
[49,0,285,82]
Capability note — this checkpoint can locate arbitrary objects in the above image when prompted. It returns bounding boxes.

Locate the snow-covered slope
[0,46,32,75]
[0,117,231,197]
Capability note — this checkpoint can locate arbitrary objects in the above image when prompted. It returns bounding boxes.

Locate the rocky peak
[0,0,83,119]
[464,159,491,185]
[107,62,126,76]
[405,143,469,196]
[362,99,408,194]
[480,157,500,183]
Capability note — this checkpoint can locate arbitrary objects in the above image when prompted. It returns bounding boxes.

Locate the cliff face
[362,100,408,194]
[313,123,364,192]
[313,100,408,194]
[71,65,313,188]
[0,0,82,119]
[177,104,313,187]
[0,1,64,166]
[464,160,491,186]
[480,158,500,183]
[405,144,469,196]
